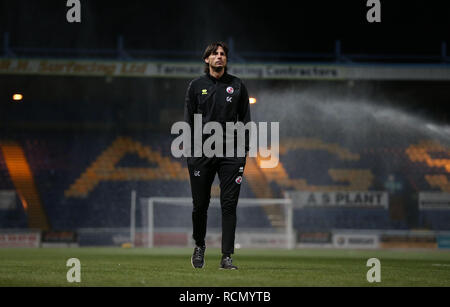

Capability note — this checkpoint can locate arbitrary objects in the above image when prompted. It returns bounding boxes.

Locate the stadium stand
[1,129,450,233]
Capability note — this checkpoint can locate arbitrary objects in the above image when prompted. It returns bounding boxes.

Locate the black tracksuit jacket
[184,72,251,157]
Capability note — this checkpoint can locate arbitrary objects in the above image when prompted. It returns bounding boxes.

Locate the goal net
[131,196,294,249]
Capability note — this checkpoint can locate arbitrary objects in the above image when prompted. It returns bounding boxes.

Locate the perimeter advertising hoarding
[419,192,450,210]
[332,233,380,249]
[297,232,334,248]
[297,232,332,244]
[2,59,450,80]
[379,232,437,249]
[437,236,450,249]
[0,232,41,248]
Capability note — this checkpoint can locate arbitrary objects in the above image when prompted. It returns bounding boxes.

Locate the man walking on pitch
[184,41,251,269]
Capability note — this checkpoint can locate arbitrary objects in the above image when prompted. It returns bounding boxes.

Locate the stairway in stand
[0,142,50,231]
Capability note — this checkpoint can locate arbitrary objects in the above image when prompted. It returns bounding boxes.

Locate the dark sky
[1,0,450,56]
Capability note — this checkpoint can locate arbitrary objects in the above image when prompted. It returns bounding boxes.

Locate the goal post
[130,194,294,249]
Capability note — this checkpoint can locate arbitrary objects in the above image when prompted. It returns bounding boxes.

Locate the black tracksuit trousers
[187,156,246,255]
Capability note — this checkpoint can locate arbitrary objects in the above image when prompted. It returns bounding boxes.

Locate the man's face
[205,46,227,71]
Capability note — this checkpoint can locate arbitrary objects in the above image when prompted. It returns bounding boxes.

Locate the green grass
[0,247,449,286]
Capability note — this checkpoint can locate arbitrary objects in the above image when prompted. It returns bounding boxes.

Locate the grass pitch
[0,247,449,287]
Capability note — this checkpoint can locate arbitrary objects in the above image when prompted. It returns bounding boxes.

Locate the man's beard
[211,64,225,72]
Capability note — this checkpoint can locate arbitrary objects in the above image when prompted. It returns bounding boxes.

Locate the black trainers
[220,256,238,270]
[191,245,206,268]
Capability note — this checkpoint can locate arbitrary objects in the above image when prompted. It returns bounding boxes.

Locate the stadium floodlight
[131,195,294,249]
[12,93,23,101]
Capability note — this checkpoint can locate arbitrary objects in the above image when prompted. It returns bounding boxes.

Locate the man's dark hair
[202,41,229,74]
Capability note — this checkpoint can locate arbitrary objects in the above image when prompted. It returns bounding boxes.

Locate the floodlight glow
[12,94,23,101]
